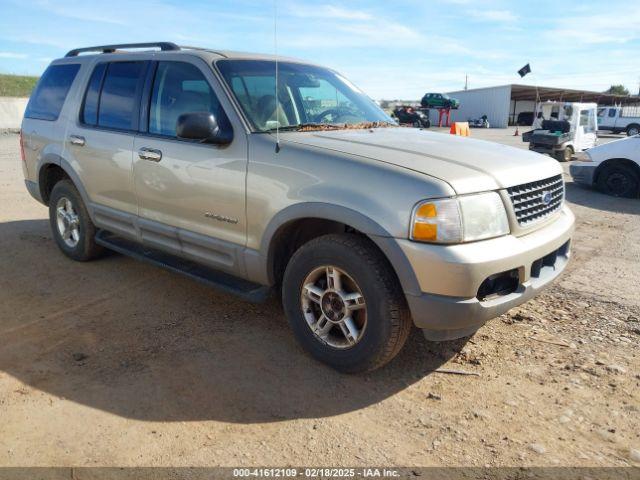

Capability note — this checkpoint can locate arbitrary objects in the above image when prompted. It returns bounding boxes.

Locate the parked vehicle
[516,111,534,126]
[393,106,430,128]
[570,135,640,198]
[597,106,640,136]
[468,115,490,128]
[523,102,598,162]
[421,93,460,110]
[21,42,574,372]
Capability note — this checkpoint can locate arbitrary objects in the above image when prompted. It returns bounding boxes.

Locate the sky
[1,0,638,99]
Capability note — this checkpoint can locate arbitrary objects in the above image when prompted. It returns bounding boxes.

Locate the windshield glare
[216,60,393,131]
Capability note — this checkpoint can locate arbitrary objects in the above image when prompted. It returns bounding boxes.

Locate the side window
[25,64,80,121]
[98,61,146,130]
[580,110,595,132]
[81,63,106,126]
[609,109,617,118]
[149,61,223,137]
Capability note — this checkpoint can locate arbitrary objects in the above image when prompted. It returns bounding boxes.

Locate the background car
[570,135,640,198]
[392,106,431,128]
[516,111,534,126]
[420,93,460,109]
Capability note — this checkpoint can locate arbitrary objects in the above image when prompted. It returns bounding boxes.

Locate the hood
[280,128,562,194]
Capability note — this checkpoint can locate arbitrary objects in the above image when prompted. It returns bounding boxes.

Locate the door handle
[69,135,85,146]
[138,147,162,162]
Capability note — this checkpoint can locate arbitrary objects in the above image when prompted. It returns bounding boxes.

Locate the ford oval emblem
[541,191,552,205]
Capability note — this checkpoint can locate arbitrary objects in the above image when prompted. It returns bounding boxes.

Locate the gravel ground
[0,128,638,467]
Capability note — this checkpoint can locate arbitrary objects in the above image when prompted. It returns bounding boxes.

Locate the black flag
[518,63,531,78]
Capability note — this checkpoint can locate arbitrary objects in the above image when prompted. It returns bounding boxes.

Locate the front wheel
[49,179,104,261]
[596,164,640,198]
[282,234,411,373]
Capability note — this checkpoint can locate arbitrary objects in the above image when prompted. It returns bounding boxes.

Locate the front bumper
[530,145,563,155]
[398,206,575,340]
[570,162,597,186]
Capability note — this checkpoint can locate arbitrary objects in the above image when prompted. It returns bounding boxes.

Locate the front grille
[507,174,564,227]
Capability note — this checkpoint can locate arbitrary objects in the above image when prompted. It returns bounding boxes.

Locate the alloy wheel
[56,197,80,248]
[300,266,367,349]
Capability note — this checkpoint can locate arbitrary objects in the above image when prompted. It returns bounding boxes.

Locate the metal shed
[434,84,639,128]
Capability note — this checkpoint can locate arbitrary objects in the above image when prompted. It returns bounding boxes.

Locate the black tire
[49,179,104,261]
[596,164,640,198]
[627,124,640,137]
[555,146,573,162]
[282,234,412,373]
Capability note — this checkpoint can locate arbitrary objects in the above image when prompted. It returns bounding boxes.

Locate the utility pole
[464,74,468,90]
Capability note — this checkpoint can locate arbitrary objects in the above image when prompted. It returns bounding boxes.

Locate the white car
[570,135,640,198]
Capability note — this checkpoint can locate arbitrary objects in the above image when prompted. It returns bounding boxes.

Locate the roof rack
[65,42,180,57]
[179,45,228,58]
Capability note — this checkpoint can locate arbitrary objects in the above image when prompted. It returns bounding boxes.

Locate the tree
[605,85,629,96]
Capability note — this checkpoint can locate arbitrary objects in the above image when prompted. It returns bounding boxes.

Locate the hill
[0,74,38,97]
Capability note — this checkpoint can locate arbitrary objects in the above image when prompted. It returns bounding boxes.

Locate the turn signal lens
[410,192,510,244]
[411,198,462,243]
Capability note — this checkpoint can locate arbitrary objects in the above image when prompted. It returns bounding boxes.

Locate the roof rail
[179,46,228,58]
[65,42,180,57]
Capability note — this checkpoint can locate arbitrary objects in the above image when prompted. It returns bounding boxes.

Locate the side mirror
[176,112,233,145]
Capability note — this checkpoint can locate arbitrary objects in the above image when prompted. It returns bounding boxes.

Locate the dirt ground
[0,128,638,467]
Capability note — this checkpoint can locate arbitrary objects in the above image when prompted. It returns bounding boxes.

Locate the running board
[95,230,271,303]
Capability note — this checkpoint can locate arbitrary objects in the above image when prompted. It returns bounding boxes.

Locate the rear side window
[25,64,80,121]
[81,63,106,126]
[95,61,146,130]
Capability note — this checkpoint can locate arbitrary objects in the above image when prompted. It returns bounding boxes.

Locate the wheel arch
[260,203,422,296]
[626,123,640,135]
[37,156,94,219]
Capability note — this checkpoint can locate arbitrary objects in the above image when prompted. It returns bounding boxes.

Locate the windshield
[216,60,394,132]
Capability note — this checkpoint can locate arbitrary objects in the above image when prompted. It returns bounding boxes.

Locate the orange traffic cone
[514,126,519,136]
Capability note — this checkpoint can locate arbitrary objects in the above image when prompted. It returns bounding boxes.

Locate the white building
[428,84,637,128]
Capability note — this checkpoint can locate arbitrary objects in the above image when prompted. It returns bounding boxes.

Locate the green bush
[0,74,39,97]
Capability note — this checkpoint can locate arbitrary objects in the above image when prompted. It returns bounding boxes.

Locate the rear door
[66,60,148,239]
[132,59,247,273]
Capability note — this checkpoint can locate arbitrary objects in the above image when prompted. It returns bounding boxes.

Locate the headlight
[411,192,510,244]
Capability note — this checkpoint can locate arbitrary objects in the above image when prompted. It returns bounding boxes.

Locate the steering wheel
[314,107,360,124]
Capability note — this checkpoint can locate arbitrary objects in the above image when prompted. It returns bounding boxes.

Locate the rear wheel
[596,164,640,198]
[627,124,640,137]
[282,234,411,373]
[49,180,104,261]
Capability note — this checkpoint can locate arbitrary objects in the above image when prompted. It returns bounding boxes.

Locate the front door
[132,60,247,273]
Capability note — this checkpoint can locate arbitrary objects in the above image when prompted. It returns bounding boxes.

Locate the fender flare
[37,155,95,221]
[259,202,422,296]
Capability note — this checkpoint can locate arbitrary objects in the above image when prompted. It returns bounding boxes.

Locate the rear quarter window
[24,64,80,121]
